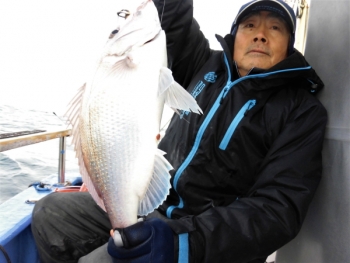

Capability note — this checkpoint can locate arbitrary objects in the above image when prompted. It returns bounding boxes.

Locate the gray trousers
[78,243,113,263]
[32,191,166,263]
[32,192,112,263]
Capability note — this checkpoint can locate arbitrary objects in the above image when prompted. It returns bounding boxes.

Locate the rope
[160,0,166,24]
[28,182,52,191]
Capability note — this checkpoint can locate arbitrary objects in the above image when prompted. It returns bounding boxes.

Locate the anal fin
[138,149,173,216]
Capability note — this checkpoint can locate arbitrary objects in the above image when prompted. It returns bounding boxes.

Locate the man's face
[234,11,290,76]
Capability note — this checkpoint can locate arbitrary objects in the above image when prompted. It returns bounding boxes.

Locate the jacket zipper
[219,99,256,150]
[165,55,312,218]
[166,79,234,218]
[220,88,229,104]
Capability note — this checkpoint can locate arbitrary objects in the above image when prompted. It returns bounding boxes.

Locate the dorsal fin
[64,83,106,210]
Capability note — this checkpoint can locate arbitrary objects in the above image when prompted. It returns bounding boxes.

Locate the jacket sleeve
[166,96,328,263]
[153,0,211,88]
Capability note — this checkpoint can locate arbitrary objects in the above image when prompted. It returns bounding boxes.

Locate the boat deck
[0,173,80,263]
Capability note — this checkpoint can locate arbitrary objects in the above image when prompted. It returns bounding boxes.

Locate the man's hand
[107,218,174,263]
[111,230,124,247]
[111,217,144,247]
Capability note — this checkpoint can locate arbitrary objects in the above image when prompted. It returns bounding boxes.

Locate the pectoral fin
[159,67,202,114]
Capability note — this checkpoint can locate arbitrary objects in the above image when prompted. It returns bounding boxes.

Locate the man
[32,0,327,262]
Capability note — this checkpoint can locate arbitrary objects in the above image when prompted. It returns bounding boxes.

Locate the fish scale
[84,78,157,227]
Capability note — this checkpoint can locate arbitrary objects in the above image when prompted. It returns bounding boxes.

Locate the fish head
[105,0,161,56]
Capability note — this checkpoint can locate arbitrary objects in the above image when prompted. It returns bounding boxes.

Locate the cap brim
[233,0,295,33]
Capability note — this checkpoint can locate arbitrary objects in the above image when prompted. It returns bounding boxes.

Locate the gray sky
[0,0,245,113]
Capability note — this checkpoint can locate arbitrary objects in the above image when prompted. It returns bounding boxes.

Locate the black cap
[230,0,296,55]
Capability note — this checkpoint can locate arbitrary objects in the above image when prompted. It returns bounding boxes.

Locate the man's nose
[253,36,267,43]
[253,27,268,43]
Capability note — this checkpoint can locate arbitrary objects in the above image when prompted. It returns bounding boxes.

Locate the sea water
[0,105,80,204]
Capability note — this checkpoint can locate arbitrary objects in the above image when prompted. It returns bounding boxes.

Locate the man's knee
[32,193,59,226]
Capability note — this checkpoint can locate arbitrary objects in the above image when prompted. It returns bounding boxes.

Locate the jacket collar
[215,34,324,93]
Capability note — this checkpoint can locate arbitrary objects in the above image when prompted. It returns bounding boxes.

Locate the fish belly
[80,62,161,228]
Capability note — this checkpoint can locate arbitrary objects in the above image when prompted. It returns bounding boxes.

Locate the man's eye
[245,23,254,28]
[272,25,280,30]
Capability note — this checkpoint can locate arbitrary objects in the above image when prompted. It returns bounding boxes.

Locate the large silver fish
[66,0,202,230]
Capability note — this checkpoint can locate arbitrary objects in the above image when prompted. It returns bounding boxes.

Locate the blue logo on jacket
[204,72,217,83]
[192,81,205,99]
[179,72,217,119]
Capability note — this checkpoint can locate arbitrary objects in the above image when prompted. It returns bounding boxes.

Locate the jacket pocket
[219,99,256,150]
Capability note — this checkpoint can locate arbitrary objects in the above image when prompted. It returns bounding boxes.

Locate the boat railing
[0,129,71,183]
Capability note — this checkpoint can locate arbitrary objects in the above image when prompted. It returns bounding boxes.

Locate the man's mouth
[248,49,269,55]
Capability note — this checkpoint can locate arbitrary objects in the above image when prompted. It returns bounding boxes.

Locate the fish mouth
[144,32,160,44]
[116,28,144,40]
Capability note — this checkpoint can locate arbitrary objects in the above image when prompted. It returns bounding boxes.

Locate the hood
[216,34,324,94]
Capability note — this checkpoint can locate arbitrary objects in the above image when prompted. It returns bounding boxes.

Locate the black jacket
[152,0,327,262]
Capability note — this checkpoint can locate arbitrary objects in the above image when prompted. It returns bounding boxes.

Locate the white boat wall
[276,0,350,262]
